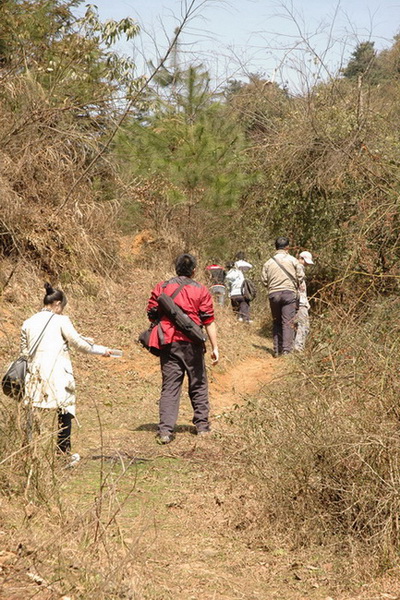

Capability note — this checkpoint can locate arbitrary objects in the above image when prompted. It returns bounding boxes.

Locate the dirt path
[210,356,276,412]
[70,340,345,600]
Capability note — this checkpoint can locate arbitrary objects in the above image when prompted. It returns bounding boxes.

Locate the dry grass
[0,75,119,280]
[2,260,400,597]
[222,295,400,581]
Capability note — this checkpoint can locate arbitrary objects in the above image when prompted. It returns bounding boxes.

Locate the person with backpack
[146,253,219,444]
[205,260,226,306]
[224,261,254,323]
[261,237,304,356]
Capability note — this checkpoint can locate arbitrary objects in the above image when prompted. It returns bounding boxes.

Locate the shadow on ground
[135,423,198,434]
[252,343,275,357]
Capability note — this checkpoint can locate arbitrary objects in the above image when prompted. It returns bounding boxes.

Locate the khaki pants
[294,306,310,351]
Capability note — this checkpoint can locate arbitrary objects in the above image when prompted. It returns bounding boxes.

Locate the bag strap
[171,283,187,300]
[272,257,299,289]
[159,279,193,321]
[28,313,55,357]
[161,279,189,300]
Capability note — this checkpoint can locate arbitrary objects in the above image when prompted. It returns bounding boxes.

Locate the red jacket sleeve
[147,282,163,321]
[198,287,214,325]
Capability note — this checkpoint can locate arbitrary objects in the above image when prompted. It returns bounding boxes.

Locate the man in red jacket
[147,253,219,444]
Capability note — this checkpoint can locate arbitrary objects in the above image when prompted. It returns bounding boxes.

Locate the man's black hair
[275,236,290,250]
[175,253,197,277]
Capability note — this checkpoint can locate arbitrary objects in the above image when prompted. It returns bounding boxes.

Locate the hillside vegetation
[1,1,400,598]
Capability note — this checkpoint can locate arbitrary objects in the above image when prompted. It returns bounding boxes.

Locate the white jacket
[235,259,253,272]
[225,268,245,297]
[21,310,97,415]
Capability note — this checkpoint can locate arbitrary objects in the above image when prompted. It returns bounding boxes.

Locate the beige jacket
[261,250,304,294]
[21,310,95,415]
[298,265,310,309]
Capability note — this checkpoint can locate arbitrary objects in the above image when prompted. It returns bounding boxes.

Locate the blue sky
[76,0,400,90]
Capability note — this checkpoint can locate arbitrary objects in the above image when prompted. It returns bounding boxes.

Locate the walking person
[293,251,314,352]
[146,253,219,444]
[21,283,111,463]
[205,260,226,306]
[261,237,304,356]
[224,261,252,323]
[234,251,253,273]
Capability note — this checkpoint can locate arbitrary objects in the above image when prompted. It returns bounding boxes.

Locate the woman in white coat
[21,283,109,459]
[224,262,252,323]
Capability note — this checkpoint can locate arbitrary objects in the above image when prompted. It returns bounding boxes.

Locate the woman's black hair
[175,253,197,277]
[43,282,67,307]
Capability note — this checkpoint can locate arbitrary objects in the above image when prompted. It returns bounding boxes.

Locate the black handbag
[1,357,27,399]
[138,323,160,356]
[2,313,55,399]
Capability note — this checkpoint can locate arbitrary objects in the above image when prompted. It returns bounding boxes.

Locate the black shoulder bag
[2,313,55,399]
[157,281,206,345]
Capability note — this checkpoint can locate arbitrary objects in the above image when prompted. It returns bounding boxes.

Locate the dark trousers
[231,295,250,321]
[57,411,73,453]
[269,291,297,354]
[159,342,209,436]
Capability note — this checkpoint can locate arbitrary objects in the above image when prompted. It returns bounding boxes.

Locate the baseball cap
[299,251,314,264]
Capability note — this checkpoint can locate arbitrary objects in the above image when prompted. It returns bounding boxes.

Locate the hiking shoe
[156,434,173,445]
[197,430,211,437]
[70,452,80,465]
[64,453,80,469]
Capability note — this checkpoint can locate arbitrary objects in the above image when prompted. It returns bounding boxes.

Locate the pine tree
[117,65,250,252]
[342,41,377,79]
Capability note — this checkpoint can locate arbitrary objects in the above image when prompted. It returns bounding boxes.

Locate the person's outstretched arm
[61,316,108,354]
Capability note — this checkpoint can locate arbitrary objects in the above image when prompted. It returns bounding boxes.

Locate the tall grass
[0,394,144,598]
[229,296,400,574]
[0,75,120,280]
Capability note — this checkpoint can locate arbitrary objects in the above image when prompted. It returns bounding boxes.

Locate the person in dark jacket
[205,260,226,306]
[147,254,219,444]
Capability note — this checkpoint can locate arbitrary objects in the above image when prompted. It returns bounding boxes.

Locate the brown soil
[210,357,275,411]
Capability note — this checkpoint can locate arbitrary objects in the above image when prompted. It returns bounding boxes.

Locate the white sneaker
[69,453,81,467]
[238,317,244,322]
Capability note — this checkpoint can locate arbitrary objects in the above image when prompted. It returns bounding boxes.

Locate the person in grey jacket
[261,237,304,356]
